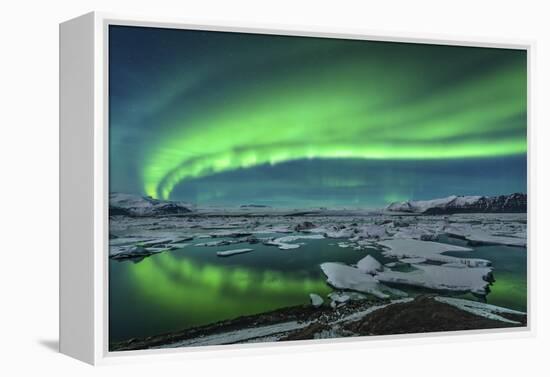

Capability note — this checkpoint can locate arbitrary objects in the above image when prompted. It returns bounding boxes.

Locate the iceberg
[266,234,324,250]
[356,255,383,274]
[320,262,399,299]
[377,264,493,295]
[445,224,526,247]
[378,239,490,267]
[309,293,324,307]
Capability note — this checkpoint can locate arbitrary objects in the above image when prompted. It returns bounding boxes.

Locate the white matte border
[91,11,534,365]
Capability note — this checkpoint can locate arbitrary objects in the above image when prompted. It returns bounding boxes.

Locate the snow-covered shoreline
[111,295,526,351]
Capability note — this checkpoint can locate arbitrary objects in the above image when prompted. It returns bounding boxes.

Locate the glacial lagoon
[109,233,526,343]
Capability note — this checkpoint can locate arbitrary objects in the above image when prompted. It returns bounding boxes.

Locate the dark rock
[420,234,438,241]
[294,221,317,232]
[342,296,525,335]
[245,236,260,244]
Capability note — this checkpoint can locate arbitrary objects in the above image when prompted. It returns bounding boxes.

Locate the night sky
[109,25,527,208]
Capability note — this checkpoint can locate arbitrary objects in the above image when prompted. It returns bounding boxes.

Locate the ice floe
[109,235,195,260]
[377,239,490,267]
[399,257,427,264]
[196,239,239,247]
[353,224,388,240]
[324,228,355,239]
[216,248,254,257]
[377,264,493,295]
[309,293,324,307]
[356,255,383,274]
[110,245,166,260]
[266,234,325,250]
[445,224,526,247]
[320,262,403,299]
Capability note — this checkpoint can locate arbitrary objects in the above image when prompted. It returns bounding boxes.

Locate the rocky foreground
[111,295,526,351]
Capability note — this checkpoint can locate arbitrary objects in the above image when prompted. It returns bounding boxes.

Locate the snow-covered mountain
[386,193,526,214]
[109,193,194,217]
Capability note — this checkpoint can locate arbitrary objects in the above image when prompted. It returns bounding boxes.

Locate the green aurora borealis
[109,26,527,207]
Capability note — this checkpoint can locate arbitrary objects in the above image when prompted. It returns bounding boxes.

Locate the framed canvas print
[60,12,532,365]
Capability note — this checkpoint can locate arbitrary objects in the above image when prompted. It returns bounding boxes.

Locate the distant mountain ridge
[386,193,527,214]
[109,193,193,217]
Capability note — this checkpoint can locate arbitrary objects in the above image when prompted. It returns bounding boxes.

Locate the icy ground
[140,295,524,349]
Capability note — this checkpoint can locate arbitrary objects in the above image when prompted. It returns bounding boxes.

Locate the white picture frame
[59,11,534,365]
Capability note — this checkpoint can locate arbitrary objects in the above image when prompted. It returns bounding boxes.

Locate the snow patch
[435,297,525,324]
[155,321,310,348]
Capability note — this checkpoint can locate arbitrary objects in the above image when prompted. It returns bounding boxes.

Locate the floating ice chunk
[324,228,354,239]
[356,239,377,248]
[254,226,294,234]
[109,245,165,260]
[440,262,467,268]
[137,237,178,248]
[309,293,324,307]
[210,230,253,238]
[196,239,238,247]
[391,226,437,240]
[399,257,427,264]
[320,263,393,299]
[266,234,324,250]
[462,229,526,247]
[295,221,317,232]
[216,248,253,257]
[169,243,191,249]
[109,237,150,246]
[276,243,301,250]
[378,239,489,267]
[356,255,383,274]
[445,224,526,247]
[376,263,493,295]
[355,224,388,239]
[328,292,351,304]
[434,297,525,324]
[278,235,325,242]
